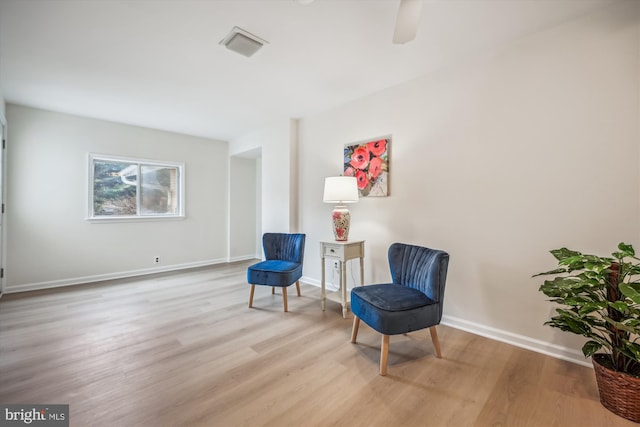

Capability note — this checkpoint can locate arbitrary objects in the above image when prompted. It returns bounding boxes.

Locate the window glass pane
[93,160,138,216]
[90,155,183,220]
[140,165,179,215]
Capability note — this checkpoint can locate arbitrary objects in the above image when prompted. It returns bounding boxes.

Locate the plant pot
[592,354,640,423]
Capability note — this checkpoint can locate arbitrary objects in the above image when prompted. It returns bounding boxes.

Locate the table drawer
[323,244,344,258]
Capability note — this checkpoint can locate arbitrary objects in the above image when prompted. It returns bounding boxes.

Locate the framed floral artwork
[344,136,390,197]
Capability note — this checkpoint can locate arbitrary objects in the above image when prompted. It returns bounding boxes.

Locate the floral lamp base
[332,206,351,241]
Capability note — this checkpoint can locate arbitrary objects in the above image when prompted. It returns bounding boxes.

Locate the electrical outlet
[154,256,160,264]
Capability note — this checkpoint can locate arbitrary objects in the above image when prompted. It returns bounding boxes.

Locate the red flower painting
[344,137,389,197]
[367,139,387,157]
[349,146,370,169]
[369,156,383,179]
[355,169,369,190]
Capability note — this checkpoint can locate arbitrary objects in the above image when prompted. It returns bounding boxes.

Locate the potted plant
[535,242,640,422]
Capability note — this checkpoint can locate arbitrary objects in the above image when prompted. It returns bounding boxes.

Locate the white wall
[229,156,258,260]
[6,105,228,292]
[299,2,640,363]
[256,157,262,255]
[289,119,300,232]
[0,92,5,295]
[0,90,5,120]
[229,119,296,234]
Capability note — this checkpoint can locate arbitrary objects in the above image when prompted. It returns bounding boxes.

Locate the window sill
[86,215,186,223]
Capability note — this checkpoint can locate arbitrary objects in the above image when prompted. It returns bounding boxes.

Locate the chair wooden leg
[380,334,390,376]
[272,287,275,295]
[430,326,442,358]
[248,285,255,308]
[296,281,301,297]
[350,316,360,343]
[282,287,288,312]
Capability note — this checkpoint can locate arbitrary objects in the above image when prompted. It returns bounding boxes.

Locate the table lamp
[323,176,359,241]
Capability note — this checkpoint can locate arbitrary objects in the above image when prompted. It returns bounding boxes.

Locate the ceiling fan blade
[392,0,423,44]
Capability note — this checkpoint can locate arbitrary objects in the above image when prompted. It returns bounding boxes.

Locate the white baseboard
[228,254,259,262]
[302,277,589,368]
[5,258,228,294]
[441,314,590,368]
[301,275,319,287]
[301,275,338,291]
[7,271,590,368]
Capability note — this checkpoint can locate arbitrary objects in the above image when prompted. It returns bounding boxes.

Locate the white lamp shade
[323,176,359,203]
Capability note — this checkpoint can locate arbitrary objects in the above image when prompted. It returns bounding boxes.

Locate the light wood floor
[0,261,636,427]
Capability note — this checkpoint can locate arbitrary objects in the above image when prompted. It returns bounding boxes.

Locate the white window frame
[88,153,185,222]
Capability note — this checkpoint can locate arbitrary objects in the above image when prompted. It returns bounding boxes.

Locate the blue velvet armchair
[247,233,306,312]
[350,243,450,375]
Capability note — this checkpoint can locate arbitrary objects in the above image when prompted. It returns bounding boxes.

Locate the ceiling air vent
[219,26,268,58]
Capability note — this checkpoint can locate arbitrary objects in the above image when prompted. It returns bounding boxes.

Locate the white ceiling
[0,0,619,141]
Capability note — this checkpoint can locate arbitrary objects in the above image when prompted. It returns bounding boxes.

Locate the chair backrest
[263,233,306,264]
[388,242,449,310]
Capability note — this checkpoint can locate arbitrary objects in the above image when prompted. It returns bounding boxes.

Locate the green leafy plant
[535,242,640,376]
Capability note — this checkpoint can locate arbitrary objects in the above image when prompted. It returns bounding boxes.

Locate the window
[89,154,184,220]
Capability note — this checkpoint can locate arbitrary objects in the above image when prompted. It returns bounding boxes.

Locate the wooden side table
[320,240,365,318]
